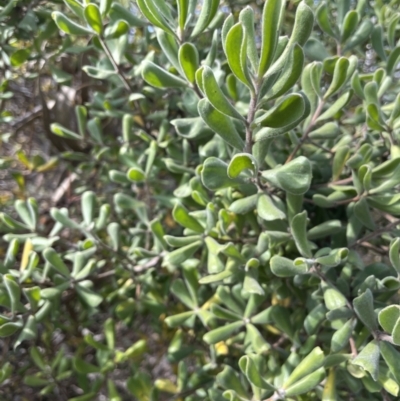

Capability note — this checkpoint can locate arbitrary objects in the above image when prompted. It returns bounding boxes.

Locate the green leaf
[371,25,386,61]
[304,304,327,335]
[178,43,198,84]
[283,347,325,389]
[211,304,242,321]
[81,191,96,227]
[23,286,41,312]
[258,0,285,77]
[255,93,310,140]
[43,248,71,278]
[266,44,304,100]
[289,1,314,46]
[261,156,312,195]
[82,66,116,79]
[392,317,400,346]
[76,283,103,308]
[165,311,194,328]
[15,200,35,230]
[63,0,85,19]
[110,3,145,27]
[136,0,174,35]
[387,47,400,76]
[165,241,203,266]
[224,23,253,89]
[104,318,115,349]
[316,248,348,267]
[341,11,359,43]
[198,99,245,150]
[239,355,275,390]
[229,194,258,215]
[190,0,219,37]
[217,366,248,398]
[284,368,326,397]
[332,145,350,181]
[309,122,339,140]
[291,211,312,258]
[14,315,37,349]
[0,213,28,230]
[380,342,400,384]
[203,321,243,344]
[389,238,400,273]
[50,123,82,140]
[0,321,23,337]
[317,90,353,121]
[221,14,234,55]
[142,61,187,89]
[316,2,337,38]
[156,29,181,73]
[243,267,265,295]
[100,0,111,16]
[68,392,97,401]
[257,193,286,221]
[84,4,103,34]
[52,11,93,35]
[202,67,244,120]
[388,14,400,49]
[104,19,129,39]
[202,158,254,191]
[73,357,101,374]
[378,305,400,334]
[270,255,308,277]
[307,220,342,239]
[107,222,120,251]
[173,203,204,233]
[10,49,30,67]
[176,0,188,31]
[354,198,375,231]
[351,340,380,381]
[239,7,258,72]
[127,167,145,182]
[255,93,306,128]
[227,153,257,179]
[323,285,347,310]
[343,19,373,51]
[331,319,355,352]
[30,346,46,370]
[75,106,87,138]
[323,57,350,100]
[353,289,378,332]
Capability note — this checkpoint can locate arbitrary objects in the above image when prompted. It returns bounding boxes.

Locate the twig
[245,90,258,153]
[349,336,357,357]
[9,105,42,131]
[52,172,78,204]
[306,138,334,154]
[350,219,400,248]
[374,331,395,344]
[358,241,388,255]
[381,389,393,401]
[285,100,325,163]
[312,177,353,189]
[99,37,132,92]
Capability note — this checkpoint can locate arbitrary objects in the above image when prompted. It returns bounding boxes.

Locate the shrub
[1,0,400,400]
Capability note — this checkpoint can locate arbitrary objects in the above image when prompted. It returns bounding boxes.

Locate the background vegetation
[1,0,400,400]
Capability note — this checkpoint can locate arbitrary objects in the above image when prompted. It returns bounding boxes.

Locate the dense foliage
[1,0,400,400]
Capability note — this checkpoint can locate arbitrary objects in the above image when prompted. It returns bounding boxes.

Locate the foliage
[1,0,400,400]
